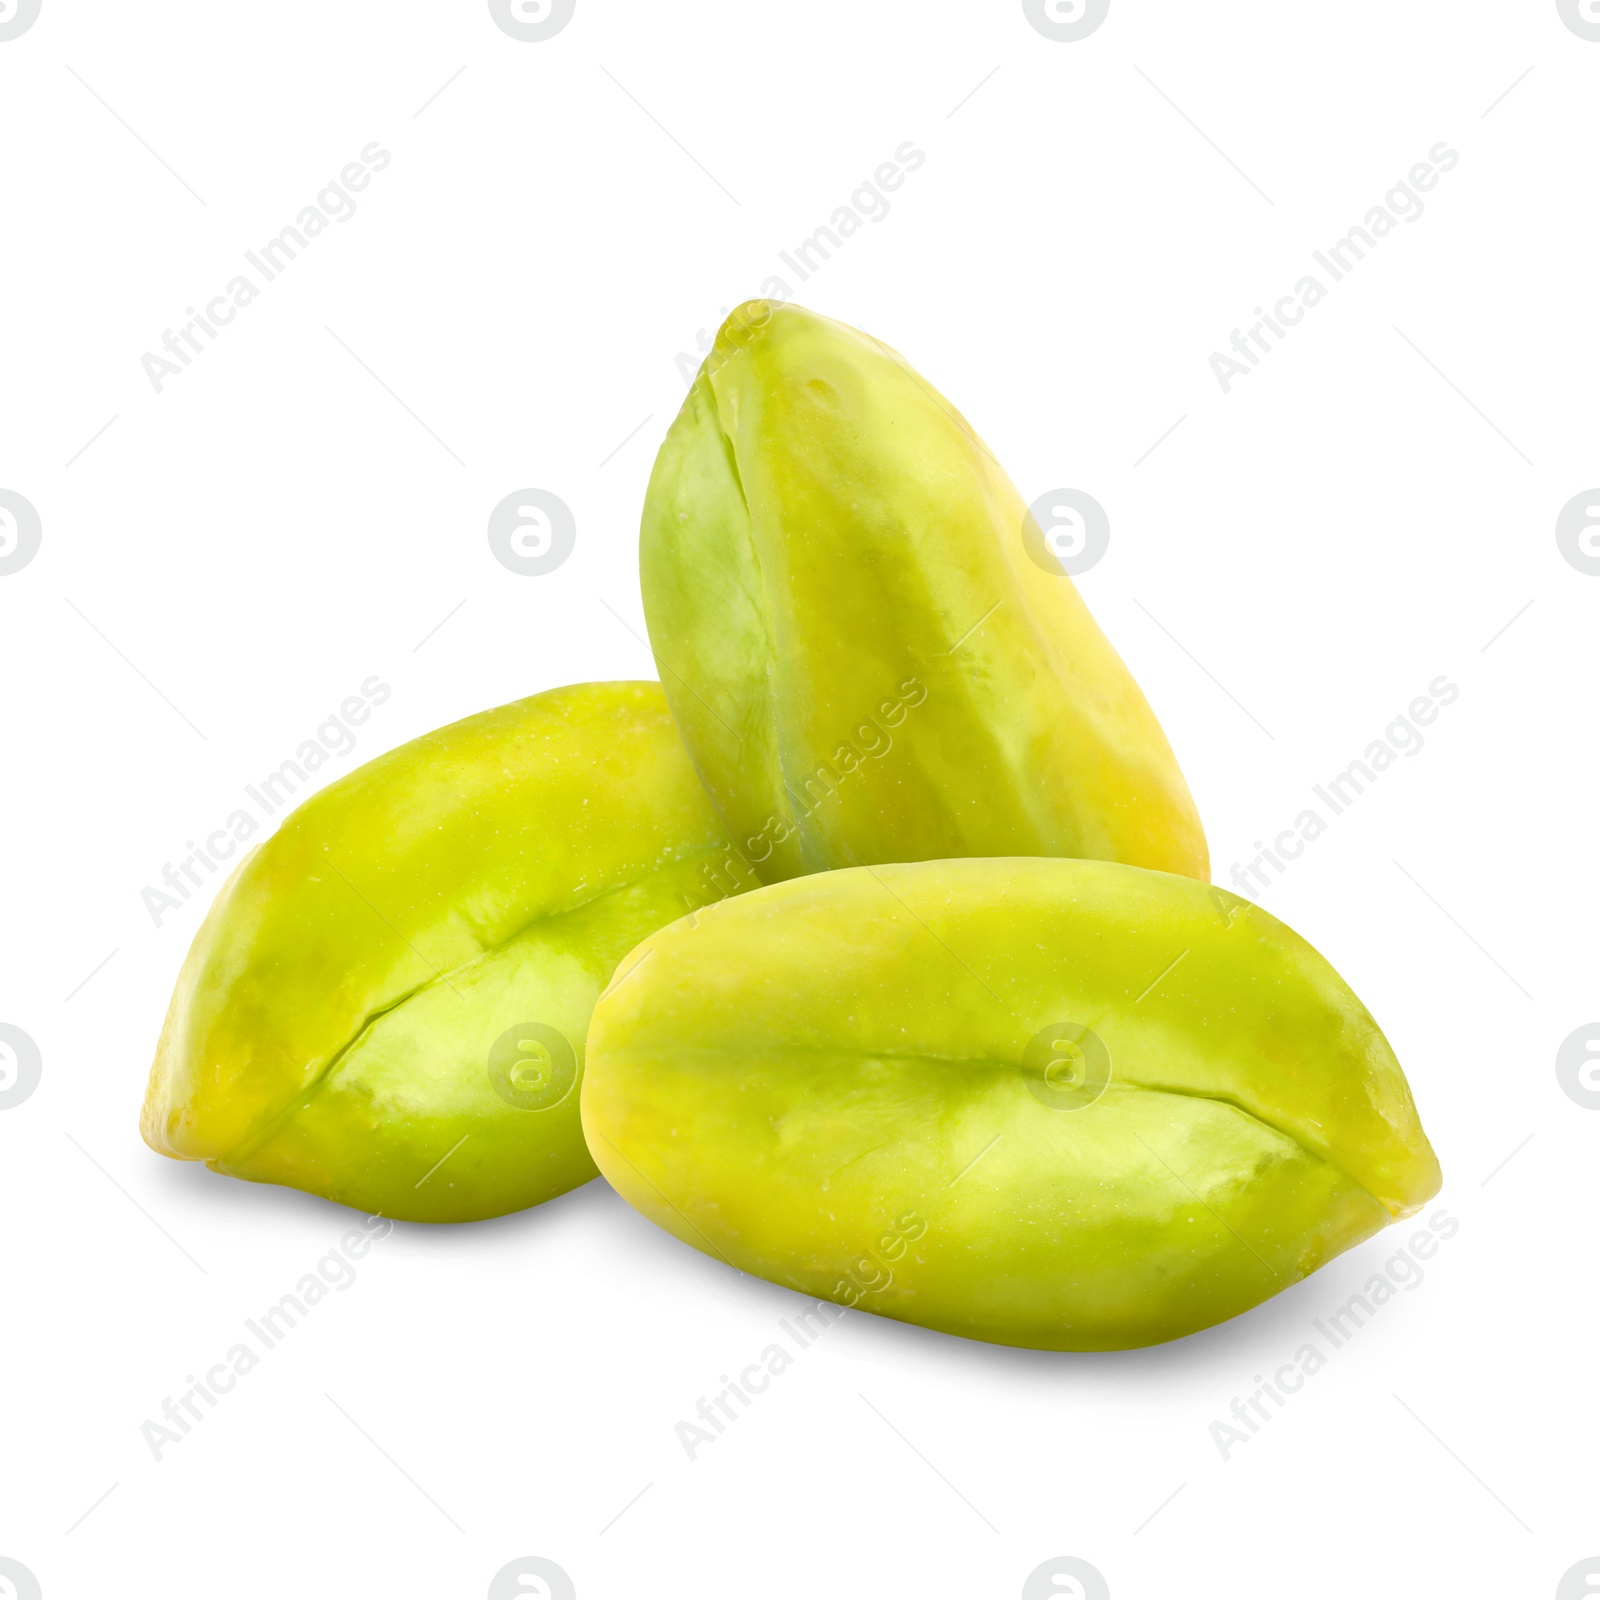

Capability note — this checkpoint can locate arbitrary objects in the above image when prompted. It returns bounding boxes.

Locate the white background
[1,3,1596,1597]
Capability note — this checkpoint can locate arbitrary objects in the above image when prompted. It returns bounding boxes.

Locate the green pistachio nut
[142,681,758,1223]
[582,857,1441,1351]
[640,301,1209,885]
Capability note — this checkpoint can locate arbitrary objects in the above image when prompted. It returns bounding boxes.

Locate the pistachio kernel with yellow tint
[582,857,1441,1351]
[641,301,1209,885]
[142,681,758,1222]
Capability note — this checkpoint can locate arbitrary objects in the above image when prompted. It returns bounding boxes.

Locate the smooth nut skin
[142,681,758,1223]
[582,858,1441,1351]
[640,301,1208,886]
